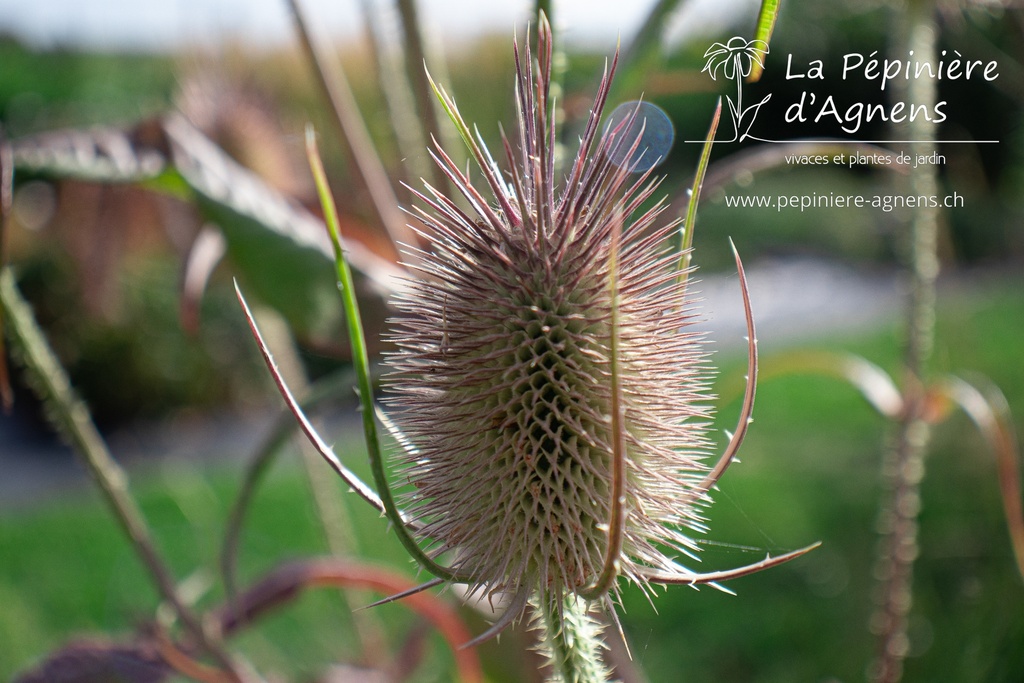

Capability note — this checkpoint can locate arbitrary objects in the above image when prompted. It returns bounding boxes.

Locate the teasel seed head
[383,16,717,614]
[239,15,816,673]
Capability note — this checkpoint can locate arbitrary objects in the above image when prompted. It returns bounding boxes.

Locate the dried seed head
[384,20,714,608]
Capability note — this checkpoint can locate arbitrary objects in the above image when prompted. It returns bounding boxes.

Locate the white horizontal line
[682,139,1000,144]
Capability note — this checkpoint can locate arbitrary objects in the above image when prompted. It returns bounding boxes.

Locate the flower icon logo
[703,36,769,80]
[702,36,772,142]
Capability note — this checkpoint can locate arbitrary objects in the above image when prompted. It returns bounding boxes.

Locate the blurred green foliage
[0,38,176,135]
[1,3,1023,681]
[2,278,1022,682]
[2,2,1022,422]
[11,252,264,429]
[621,282,1024,683]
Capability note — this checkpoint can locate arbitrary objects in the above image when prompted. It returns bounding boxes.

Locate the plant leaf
[748,0,781,82]
[676,99,720,281]
[162,114,391,344]
[9,117,401,348]
[932,376,1024,582]
[305,128,468,583]
[737,93,772,141]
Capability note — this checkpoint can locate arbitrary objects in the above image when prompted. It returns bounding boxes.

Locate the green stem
[0,128,12,410]
[609,0,685,100]
[0,268,249,682]
[537,593,611,683]
[356,0,430,194]
[870,3,940,681]
[305,130,464,583]
[676,100,721,284]
[396,0,454,195]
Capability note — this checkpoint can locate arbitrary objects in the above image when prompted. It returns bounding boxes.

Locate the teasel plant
[236,15,818,682]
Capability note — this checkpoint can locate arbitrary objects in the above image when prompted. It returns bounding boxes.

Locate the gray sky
[0,0,752,52]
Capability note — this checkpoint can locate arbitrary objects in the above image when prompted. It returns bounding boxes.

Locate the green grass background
[2,276,1022,682]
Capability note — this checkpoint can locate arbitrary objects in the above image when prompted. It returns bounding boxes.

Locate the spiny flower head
[384,18,716,611]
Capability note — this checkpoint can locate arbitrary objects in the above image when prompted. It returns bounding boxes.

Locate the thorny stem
[870,3,940,681]
[0,269,250,683]
[249,315,361,563]
[218,351,386,664]
[537,593,612,683]
[222,368,357,599]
